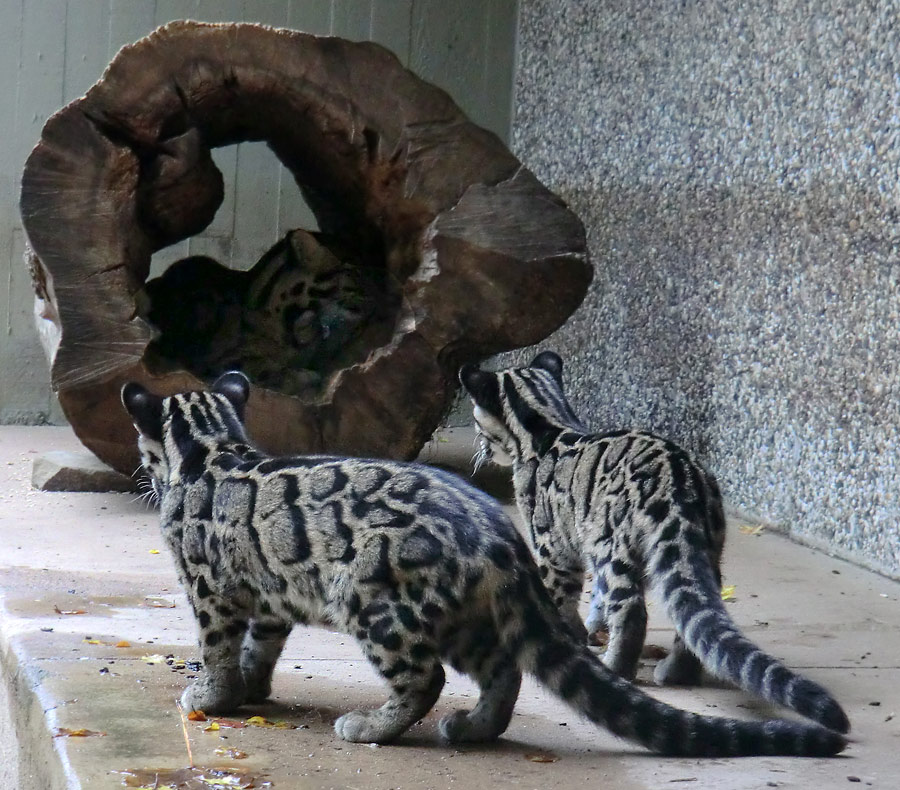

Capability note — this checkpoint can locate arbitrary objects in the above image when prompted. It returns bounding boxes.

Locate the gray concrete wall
[509,0,900,576]
[0,0,517,424]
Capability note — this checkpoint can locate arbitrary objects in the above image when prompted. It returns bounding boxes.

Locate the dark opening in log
[20,21,591,475]
[138,231,398,398]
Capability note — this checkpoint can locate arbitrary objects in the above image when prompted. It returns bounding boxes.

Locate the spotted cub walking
[460,351,849,734]
[122,372,845,755]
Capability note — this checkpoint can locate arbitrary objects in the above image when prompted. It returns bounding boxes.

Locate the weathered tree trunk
[20,21,590,475]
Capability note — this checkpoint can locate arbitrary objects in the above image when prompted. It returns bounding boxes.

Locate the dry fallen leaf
[118,767,263,789]
[53,727,106,738]
[53,605,87,615]
[83,637,132,648]
[738,524,765,536]
[721,585,737,601]
[196,770,255,788]
[245,715,296,729]
[526,752,559,763]
[215,747,249,760]
[143,596,177,609]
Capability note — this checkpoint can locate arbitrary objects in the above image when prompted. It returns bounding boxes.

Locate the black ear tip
[121,381,146,408]
[459,364,484,388]
[532,350,563,376]
[213,370,250,390]
[213,371,251,408]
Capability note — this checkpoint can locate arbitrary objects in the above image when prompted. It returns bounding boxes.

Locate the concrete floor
[0,425,898,789]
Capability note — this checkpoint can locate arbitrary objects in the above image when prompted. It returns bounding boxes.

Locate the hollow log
[20,21,590,475]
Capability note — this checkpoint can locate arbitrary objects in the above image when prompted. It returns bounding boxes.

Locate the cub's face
[120,382,168,502]
[471,405,515,469]
[458,365,516,469]
[120,371,251,500]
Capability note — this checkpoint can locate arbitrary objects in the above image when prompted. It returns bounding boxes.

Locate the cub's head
[459,351,581,468]
[121,371,251,495]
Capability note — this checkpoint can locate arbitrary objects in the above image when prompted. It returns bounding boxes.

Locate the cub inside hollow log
[139,230,397,398]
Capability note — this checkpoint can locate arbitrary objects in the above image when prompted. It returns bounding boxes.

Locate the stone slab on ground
[32,450,138,493]
[1,425,899,789]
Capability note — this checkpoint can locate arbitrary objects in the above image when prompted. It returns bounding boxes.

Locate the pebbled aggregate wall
[505,0,900,576]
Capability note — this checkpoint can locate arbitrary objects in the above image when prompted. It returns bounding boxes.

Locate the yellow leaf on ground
[197,772,253,787]
[215,747,249,759]
[203,721,221,732]
[117,767,259,789]
[721,585,737,601]
[143,597,176,608]
[115,640,131,648]
[205,717,250,730]
[149,549,161,554]
[525,752,559,763]
[83,639,103,645]
[245,715,296,729]
[53,727,106,737]
[738,524,765,536]
[53,605,87,615]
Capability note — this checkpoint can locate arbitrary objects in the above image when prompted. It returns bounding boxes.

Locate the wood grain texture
[2,0,518,423]
[20,21,588,473]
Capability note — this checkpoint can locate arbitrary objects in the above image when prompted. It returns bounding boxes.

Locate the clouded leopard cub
[120,372,844,756]
[460,351,849,734]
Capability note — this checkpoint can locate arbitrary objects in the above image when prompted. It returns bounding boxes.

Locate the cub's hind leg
[241,616,292,703]
[439,623,522,743]
[654,633,703,686]
[538,555,590,643]
[599,552,647,680]
[181,573,252,714]
[335,631,445,744]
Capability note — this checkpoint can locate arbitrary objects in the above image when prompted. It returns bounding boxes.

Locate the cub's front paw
[334,710,398,744]
[180,677,244,715]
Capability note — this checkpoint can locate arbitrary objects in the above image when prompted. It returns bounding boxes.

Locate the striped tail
[494,572,847,757]
[658,552,850,734]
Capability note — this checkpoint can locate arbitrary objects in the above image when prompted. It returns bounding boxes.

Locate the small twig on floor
[175,700,195,768]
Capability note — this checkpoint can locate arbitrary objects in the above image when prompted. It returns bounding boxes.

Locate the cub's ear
[530,350,563,382]
[458,364,501,414]
[212,371,251,418]
[121,382,164,441]
[459,364,485,394]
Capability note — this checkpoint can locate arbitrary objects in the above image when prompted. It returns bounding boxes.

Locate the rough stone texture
[509,1,900,577]
[31,451,137,493]
[20,21,589,476]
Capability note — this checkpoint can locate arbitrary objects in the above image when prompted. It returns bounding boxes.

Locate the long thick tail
[494,571,846,757]
[657,550,850,734]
